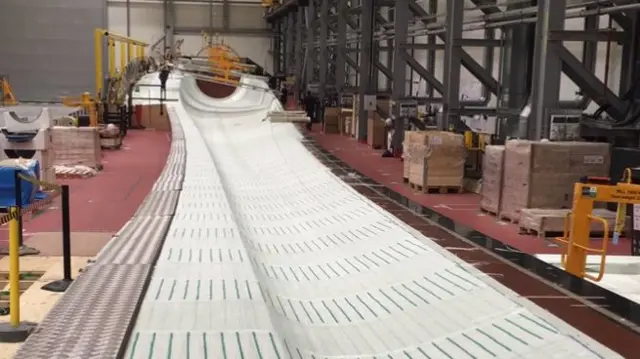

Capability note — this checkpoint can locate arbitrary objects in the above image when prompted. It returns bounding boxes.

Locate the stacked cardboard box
[408,131,466,189]
[323,108,340,134]
[402,131,416,180]
[52,127,102,169]
[500,140,610,222]
[480,145,505,214]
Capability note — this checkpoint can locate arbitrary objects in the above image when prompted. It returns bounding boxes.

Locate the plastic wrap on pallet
[479,145,505,214]
[407,131,466,189]
[499,140,610,223]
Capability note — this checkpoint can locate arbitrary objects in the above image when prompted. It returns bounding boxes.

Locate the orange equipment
[555,170,639,282]
[61,92,99,127]
[0,78,17,106]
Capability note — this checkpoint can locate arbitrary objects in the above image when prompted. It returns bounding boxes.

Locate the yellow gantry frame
[556,173,640,281]
[94,29,148,97]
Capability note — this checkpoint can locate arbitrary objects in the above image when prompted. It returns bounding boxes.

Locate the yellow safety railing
[0,172,65,337]
[94,29,148,98]
[555,213,609,282]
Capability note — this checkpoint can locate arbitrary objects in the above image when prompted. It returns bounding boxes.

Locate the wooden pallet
[518,226,625,239]
[499,213,519,224]
[479,207,499,216]
[409,183,464,194]
[101,143,122,150]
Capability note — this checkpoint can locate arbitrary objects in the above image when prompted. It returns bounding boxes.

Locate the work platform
[11,74,626,358]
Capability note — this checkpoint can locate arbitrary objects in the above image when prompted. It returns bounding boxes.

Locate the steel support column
[528,0,565,140]
[305,2,316,89]
[285,12,295,75]
[425,0,437,99]
[357,0,375,141]
[318,0,329,101]
[392,0,410,149]
[619,11,640,102]
[335,0,347,91]
[295,9,304,93]
[498,0,535,138]
[442,0,464,131]
[392,0,409,112]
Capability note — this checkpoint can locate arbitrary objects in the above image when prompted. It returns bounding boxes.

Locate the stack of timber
[407,131,466,193]
[499,140,610,223]
[479,145,505,215]
[52,126,102,170]
[519,208,628,238]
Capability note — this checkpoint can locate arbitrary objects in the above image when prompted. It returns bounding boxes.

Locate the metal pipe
[319,3,640,47]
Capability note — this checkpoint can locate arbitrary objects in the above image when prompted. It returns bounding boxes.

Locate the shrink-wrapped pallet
[52,127,102,169]
[480,145,505,214]
[408,131,465,189]
[519,208,627,237]
[500,140,610,222]
[402,131,417,180]
[351,94,359,136]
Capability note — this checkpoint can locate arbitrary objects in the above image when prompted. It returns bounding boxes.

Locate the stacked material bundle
[500,140,610,222]
[480,145,505,214]
[519,208,626,237]
[52,127,102,169]
[408,131,465,191]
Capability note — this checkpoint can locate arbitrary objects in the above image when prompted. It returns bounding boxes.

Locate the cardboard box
[499,140,610,222]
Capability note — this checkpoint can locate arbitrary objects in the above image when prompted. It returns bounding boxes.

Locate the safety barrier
[0,170,72,343]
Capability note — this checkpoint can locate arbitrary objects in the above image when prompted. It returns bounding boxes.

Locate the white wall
[107,0,273,73]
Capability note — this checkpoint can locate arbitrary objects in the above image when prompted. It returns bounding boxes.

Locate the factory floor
[0,129,171,252]
[307,125,633,256]
[0,129,169,359]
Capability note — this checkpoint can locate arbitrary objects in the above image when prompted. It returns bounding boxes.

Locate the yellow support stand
[108,39,116,77]
[0,208,36,343]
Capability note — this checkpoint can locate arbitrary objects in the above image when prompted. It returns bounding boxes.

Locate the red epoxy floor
[0,130,170,246]
[308,126,632,255]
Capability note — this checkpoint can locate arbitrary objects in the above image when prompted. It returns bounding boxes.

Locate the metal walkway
[14,74,621,358]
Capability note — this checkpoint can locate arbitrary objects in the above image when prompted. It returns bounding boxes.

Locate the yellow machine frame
[61,93,99,127]
[94,28,148,98]
[556,171,637,282]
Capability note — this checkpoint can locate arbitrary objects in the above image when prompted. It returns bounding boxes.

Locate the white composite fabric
[125,73,620,358]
